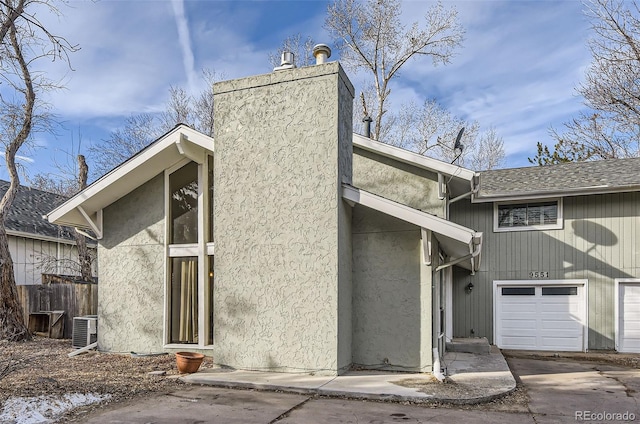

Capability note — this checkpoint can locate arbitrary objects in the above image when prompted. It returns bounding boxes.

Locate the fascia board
[342,184,475,245]
[352,134,476,181]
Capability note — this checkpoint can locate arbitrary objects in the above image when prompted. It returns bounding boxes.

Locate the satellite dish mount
[452,127,464,164]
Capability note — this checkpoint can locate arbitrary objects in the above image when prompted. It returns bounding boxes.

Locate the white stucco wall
[213,63,354,374]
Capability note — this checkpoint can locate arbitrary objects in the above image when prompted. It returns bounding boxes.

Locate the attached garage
[494,280,587,351]
[616,279,640,353]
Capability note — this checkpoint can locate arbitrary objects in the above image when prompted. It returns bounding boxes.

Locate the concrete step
[446,337,491,355]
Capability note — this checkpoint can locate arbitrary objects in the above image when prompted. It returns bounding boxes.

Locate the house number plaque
[529,271,549,278]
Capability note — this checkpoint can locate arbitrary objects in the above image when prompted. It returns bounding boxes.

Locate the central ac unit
[72,315,98,348]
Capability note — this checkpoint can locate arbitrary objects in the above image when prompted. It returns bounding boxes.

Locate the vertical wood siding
[10,235,95,285]
[450,192,640,350]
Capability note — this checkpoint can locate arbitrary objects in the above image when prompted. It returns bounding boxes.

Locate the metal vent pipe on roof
[274,51,296,71]
[363,116,373,138]
[312,44,331,65]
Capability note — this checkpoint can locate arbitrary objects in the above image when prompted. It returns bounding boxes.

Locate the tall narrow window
[167,158,215,347]
[170,162,198,244]
[170,257,198,343]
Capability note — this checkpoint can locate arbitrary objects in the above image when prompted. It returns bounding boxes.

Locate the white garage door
[617,281,640,353]
[494,281,587,351]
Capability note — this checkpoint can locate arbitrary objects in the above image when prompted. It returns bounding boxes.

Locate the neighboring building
[45,59,640,378]
[0,181,95,285]
[450,160,640,354]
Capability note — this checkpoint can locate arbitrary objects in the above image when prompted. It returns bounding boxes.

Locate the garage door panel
[540,302,581,313]
[540,337,581,350]
[619,282,640,353]
[500,336,537,349]
[501,320,537,330]
[495,282,586,352]
[500,303,537,313]
[540,320,582,330]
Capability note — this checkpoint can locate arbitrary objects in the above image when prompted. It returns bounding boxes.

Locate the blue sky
[15,0,592,182]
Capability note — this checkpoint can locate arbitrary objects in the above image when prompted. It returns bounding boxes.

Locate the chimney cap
[312,44,332,64]
[274,51,296,71]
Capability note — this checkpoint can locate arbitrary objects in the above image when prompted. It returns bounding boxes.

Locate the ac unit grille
[72,316,97,348]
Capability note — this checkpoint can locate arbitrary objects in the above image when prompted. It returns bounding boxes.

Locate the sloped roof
[47,124,214,232]
[476,157,640,201]
[343,184,482,272]
[0,180,75,241]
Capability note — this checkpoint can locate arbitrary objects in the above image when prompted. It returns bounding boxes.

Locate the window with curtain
[167,158,215,346]
[170,257,198,343]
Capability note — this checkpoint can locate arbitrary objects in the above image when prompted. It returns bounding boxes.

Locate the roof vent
[274,51,296,71]
[313,44,331,65]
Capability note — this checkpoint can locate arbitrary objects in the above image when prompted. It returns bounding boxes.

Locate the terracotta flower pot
[175,351,205,374]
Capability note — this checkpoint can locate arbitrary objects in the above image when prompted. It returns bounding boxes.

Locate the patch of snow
[0,392,110,424]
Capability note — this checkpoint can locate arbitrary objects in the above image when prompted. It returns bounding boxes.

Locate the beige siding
[450,192,640,350]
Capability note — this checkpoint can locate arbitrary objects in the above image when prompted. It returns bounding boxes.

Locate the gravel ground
[0,337,194,422]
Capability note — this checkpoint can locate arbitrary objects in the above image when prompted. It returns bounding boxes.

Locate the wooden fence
[17,274,98,339]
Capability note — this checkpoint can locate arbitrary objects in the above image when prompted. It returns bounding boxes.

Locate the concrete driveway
[507,357,640,423]
[78,357,640,424]
[79,386,531,424]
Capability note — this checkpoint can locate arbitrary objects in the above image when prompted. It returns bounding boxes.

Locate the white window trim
[493,279,588,352]
[614,278,640,352]
[493,198,563,232]
[163,155,214,349]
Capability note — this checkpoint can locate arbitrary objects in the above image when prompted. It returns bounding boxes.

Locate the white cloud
[171,0,198,93]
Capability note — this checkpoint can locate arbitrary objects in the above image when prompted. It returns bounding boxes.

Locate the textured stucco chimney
[313,44,331,65]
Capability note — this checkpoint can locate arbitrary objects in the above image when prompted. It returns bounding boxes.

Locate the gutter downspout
[434,235,482,274]
[433,348,445,381]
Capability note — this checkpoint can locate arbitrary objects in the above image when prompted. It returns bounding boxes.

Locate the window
[502,287,535,296]
[166,158,214,347]
[542,286,577,296]
[494,199,562,232]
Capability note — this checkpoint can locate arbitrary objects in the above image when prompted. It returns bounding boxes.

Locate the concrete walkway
[181,346,515,404]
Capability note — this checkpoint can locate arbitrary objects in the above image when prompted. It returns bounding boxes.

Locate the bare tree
[89,68,220,178]
[325,0,464,141]
[469,127,505,171]
[269,33,316,68]
[0,0,77,341]
[387,99,504,170]
[549,0,640,162]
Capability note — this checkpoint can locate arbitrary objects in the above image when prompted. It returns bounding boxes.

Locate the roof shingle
[478,157,640,199]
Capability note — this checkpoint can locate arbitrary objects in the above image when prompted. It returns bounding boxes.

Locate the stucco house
[45,58,640,377]
[0,181,95,285]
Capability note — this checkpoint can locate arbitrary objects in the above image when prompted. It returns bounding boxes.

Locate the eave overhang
[342,184,482,272]
[352,133,478,198]
[45,125,214,235]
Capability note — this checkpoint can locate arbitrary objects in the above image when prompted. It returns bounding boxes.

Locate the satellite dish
[454,127,465,152]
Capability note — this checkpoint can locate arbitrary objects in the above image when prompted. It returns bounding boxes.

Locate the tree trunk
[74,154,92,282]
[0,214,28,341]
[74,230,93,282]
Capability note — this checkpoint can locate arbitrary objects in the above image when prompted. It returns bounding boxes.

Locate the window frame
[493,198,563,232]
[163,156,215,349]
